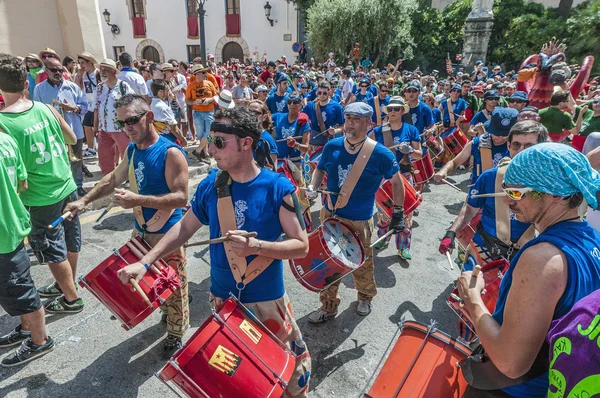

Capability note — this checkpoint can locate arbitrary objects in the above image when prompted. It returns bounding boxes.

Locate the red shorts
[548,131,570,143]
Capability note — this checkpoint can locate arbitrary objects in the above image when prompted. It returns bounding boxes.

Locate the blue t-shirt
[492,220,600,397]
[441,98,467,127]
[470,135,509,184]
[367,95,390,124]
[272,113,311,159]
[354,91,373,103]
[467,167,531,253]
[306,87,318,102]
[373,123,420,164]
[432,108,442,124]
[470,109,491,126]
[302,101,345,146]
[190,169,295,302]
[317,137,399,220]
[126,136,184,234]
[408,101,435,134]
[268,86,293,96]
[368,85,378,97]
[266,92,289,115]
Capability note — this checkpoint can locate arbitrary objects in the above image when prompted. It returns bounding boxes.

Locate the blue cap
[483,90,499,100]
[288,94,302,101]
[359,78,370,85]
[344,102,373,118]
[450,84,461,92]
[510,91,529,104]
[475,60,484,66]
[293,72,302,79]
[275,72,288,85]
[484,107,518,137]
[405,80,421,91]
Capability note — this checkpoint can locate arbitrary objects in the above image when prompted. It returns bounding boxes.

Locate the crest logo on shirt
[135,161,145,187]
[509,211,518,221]
[470,189,479,197]
[338,164,353,188]
[321,111,328,123]
[393,136,402,146]
[501,118,511,127]
[411,112,417,125]
[281,126,294,138]
[492,152,504,167]
[276,100,286,113]
[234,200,248,228]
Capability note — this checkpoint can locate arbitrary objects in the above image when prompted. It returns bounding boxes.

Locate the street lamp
[264,2,274,26]
[102,9,120,34]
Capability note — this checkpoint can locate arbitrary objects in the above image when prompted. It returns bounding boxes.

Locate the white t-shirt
[341,78,355,99]
[117,70,148,96]
[151,98,177,134]
[82,70,99,111]
[171,73,187,109]
[95,80,135,132]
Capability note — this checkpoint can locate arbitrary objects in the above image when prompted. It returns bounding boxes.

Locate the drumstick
[299,187,343,196]
[275,135,304,143]
[96,203,116,223]
[185,232,258,248]
[48,211,72,229]
[445,251,455,270]
[125,241,162,274]
[312,124,340,139]
[454,265,483,307]
[112,249,153,308]
[370,230,394,249]
[127,239,163,271]
[441,178,463,193]
[469,265,482,289]
[470,192,506,198]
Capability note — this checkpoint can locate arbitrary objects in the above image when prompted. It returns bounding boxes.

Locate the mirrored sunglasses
[501,182,536,200]
[207,135,238,149]
[115,111,147,129]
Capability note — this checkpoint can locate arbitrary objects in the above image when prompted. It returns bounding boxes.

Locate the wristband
[444,230,456,239]
[257,240,262,254]
[143,263,149,271]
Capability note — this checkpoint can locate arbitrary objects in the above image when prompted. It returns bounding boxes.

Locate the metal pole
[198,1,207,62]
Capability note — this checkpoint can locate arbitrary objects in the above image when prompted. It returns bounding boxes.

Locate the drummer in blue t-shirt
[305,102,404,323]
[118,106,312,397]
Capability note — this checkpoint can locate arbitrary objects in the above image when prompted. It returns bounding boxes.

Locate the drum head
[322,219,363,269]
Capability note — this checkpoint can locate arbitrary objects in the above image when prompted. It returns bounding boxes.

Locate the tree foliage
[306,0,417,67]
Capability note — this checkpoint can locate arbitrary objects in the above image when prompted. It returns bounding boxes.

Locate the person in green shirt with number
[0,132,54,367]
[539,90,579,143]
[0,53,84,314]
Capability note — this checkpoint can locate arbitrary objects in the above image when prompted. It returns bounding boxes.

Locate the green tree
[306,0,417,67]
[565,0,600,73]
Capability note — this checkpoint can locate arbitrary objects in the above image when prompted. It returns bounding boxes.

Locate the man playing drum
[458,143,600,397]
[371,97,422,260]
[302,81,345,153]
[434,108,516,186]
[439,120,548,270]
[117,106,312,397]
[65,94,190,354]
[306,102,405,322]
[437,84,467,166]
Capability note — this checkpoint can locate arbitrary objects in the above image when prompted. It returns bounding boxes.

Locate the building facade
[99,0,301,64]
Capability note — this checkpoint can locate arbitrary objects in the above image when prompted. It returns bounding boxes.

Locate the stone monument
[461,0,494,66]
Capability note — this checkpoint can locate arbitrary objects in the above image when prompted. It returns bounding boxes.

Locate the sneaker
[82,165,94,178]
[191,150,203,163]
[38,281,63,298]
[1,337,55,367]
[398,249,413,260]
[0,325,31,348]
[162,334,182,358]
[77,187,87,198]
[45,295,84,314]
[373,238,389,250]
[356,300,372,316]
[308,308,337,324]
[413,209,419,217]
[83,148,97,157]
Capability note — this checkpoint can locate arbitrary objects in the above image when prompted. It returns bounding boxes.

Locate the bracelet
[257,240,263,254]
[143,263,149,271]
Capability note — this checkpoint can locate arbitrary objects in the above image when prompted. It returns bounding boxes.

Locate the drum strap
[328,138,377,211]
[374,96,382,126]
[215,171,274,293]
[128,149,174,234]
[381,123,395,148]
[447,99,456,127]
[480,147,493,176]
[315,100,327,134]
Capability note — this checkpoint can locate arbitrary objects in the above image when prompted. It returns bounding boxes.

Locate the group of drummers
[2,49,600,398]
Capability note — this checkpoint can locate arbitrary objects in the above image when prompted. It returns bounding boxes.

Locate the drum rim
[401,320,473,356]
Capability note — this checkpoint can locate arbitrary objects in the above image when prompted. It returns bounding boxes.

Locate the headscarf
[505,142,600,209]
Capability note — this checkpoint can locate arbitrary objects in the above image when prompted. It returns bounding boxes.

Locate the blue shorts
[193,110,214,140]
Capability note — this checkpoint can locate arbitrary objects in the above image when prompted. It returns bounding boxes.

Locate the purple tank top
[546,289,600,397]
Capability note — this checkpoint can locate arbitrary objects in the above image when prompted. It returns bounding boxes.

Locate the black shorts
[27,191,82,264]
[82,111,94,127]
[0,242,42,316]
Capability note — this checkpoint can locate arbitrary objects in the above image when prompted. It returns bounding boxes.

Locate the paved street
[0,164,472,398]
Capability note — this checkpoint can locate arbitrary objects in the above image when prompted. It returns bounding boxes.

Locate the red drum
[411,152,435,185]
[455,210,482,251]
[277,159,298,189]
[447,259,510,340]
[156,296,296,398]
[290,218,365,292]
[375,175,422,218]
[424,135,445,161]
[441,127,468,156]
[364,320,472,398]
[78,237,177,330]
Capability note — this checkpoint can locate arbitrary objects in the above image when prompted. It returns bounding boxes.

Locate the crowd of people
[0,43,599,397]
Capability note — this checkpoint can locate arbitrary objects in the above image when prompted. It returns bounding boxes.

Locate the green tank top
[0,101,76,206]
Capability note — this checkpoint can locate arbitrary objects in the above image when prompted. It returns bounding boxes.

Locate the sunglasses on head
[509,99,524,104]
[501,182,537,200]
[207,135,238,149]
[115,111,147,129]
[47,67,62,73]
[387,106,403,112]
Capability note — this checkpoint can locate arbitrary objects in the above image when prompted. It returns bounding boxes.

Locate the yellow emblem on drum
[239,319,262,344]
[209,345,242,376]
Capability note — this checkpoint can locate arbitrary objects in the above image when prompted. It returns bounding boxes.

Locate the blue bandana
[505,143,600,209]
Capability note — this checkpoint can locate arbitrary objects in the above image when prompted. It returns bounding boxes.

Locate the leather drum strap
[374,96,382,126]
[128,149,174,233]
[480,147,493,175]
[381,123,394,148]
[315,100,327,134]
[327,138,377,211]
[447,99,456,126]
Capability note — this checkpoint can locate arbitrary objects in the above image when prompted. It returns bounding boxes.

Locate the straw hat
[76,52,98,65]
[39,47,61,61]
[214,90,235,109]
[99,58,118,71]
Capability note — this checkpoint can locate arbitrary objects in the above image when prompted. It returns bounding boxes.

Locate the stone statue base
[462,16,494,66]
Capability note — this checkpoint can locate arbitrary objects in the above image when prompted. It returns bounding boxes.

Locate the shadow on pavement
[186,278,212,328]
[92,213,135,232]
[444,201,465,216]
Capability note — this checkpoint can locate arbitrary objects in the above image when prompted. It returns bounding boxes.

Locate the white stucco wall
[99,0,299,63]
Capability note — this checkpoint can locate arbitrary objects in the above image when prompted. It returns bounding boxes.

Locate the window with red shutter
[186,0,199,39]
[225,0,240,36]
[131,0,146,38]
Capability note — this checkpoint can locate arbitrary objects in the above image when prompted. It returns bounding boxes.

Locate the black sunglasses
[509,99,524,104]
[115,111,148,129]
[387,106,404,112]
[487,97,500,101]
[207,135,237,149]
[317,91,328,96]
[380,89,388,92]
[405,89,419,93]
[288,100,301,105]
[47,67,62,73]
[360,85,369,88]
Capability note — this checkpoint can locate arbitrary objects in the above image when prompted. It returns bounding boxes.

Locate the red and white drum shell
[78,237,176,330]
[156,297,296,398]
[441,127,468,156]
[365,320,472,398]
[375,176,422,218]
[277,159,298,190]
[424,135,445,161]
[455,210,482,251]
[411,151,435,185]
[290,218,365,292]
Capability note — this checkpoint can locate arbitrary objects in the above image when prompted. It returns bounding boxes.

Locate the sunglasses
[41,54,56,59]
[317,91,328,96]
[380,89,388,92]
[26,59,39,64]
[593,100,600,105]
[115,111,147,129]
[287,100,301,105]
[207,135,237,149]
[509,99,524,104]
[501,182,537,200]
[405,89,419,93]
[387,106,404,112]
[47,67,62,73]
[487,97,500,101]
[360,85,369,88]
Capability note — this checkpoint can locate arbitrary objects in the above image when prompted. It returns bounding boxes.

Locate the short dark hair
[508,120,549,143]
[461,80,472,86]
[62,56,75,67]
[119,52,133,67]
[179,61,188,70]
[0,53,27,93]
[115,94,149,113]
[214,106,262,147]
[565,192,584,209]
[318,81,331,90]
[167,58,177,64]
[268,61,276,68]
[550,90,570,106]
[342,68,352,78]
[149,63,161,74]
[150,79,167,96]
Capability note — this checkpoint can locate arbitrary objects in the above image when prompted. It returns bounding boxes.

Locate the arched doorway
[142,45,160,62]
[222,42,244,63]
